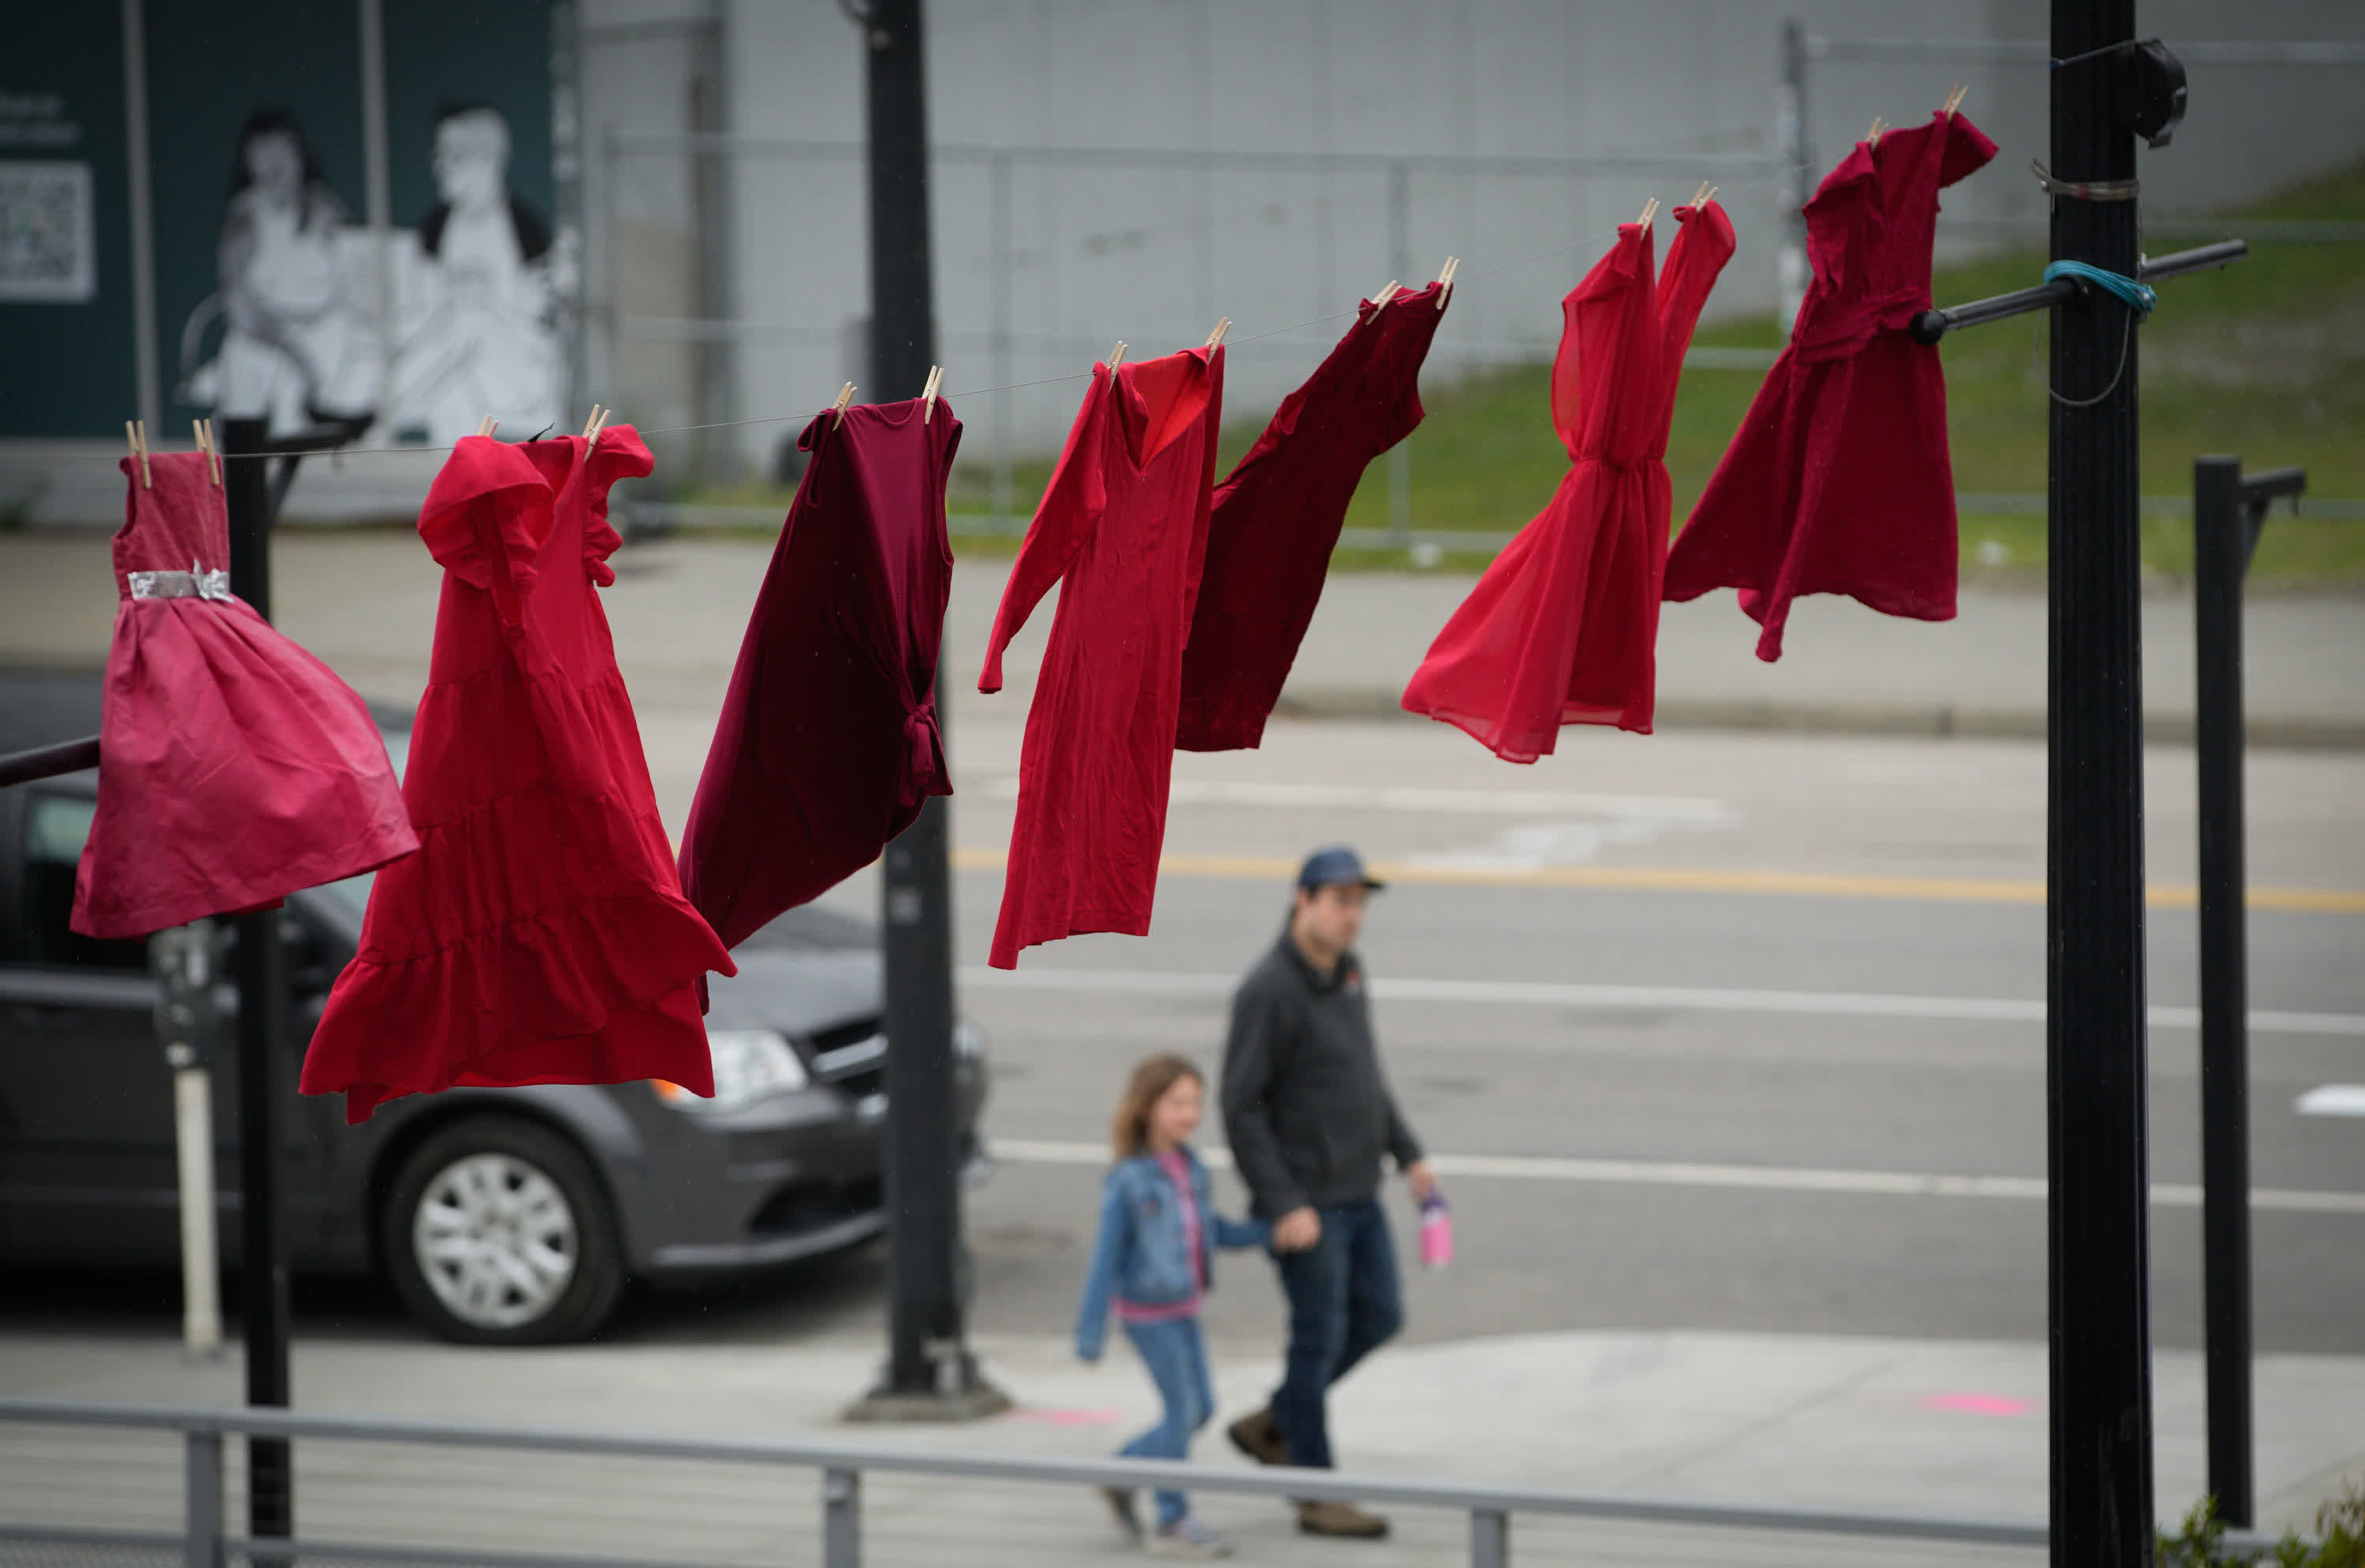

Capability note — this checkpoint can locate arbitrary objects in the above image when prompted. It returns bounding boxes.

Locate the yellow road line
[944,847,2365,913]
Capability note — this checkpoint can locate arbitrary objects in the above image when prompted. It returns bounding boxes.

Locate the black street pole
[853,0,1002,1418]
[218,418,294,1539]
[2192,453,2252,1529]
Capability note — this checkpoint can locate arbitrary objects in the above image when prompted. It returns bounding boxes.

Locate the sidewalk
[2,1326,2359,1565]
[3,528,2362,747]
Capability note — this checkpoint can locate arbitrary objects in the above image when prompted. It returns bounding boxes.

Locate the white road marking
[987,1138,2365,1216]
[957,965,2365,1038]
[978,777,1734,821]
[2297,1085,2365,1117]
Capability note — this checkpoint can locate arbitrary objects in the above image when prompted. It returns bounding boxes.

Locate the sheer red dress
[1177,282,1447,751]
[979,345,1223,969]
[303,427,735,1123]
[1402,201,1734,761]
[679,397,959,952]
[1663,111,1997,661]
[72,451,416,940]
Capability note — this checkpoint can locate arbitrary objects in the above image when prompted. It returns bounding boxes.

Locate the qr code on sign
[0,161,96,303]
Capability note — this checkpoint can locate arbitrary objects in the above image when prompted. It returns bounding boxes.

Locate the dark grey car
[0,674,989,1343]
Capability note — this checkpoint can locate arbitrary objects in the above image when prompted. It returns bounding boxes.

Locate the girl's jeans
[1120,1314,1213,1526]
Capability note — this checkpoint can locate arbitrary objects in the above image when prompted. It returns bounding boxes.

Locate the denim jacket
[1074,1147,1268,1360]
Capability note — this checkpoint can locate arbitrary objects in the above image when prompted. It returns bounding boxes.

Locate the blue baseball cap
[1297,845,1384,892]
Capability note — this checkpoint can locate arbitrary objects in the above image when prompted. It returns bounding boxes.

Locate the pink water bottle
[1418,1187,1454,1269]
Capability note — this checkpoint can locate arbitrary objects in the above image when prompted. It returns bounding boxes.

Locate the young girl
[1076,1054,1268,1559]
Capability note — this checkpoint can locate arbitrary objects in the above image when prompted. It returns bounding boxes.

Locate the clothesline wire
[196,184,1773,467]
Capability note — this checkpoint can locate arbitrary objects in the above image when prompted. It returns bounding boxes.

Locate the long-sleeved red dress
[1402,201,1735,761]
[72,451,416,939]
[979,345,1223,969]
[678,397,959,952]
[1177,282,1447,751]
[1662,111,1997,661]
[303,427,734,1123]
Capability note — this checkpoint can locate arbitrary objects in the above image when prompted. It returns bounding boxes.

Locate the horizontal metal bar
[0,1398,2047,1547]
[221,1536,710,1568]
[1910,240,2249,344]
[2241,467,2307,508]
[604,131,1777,179]
[1806,36,2365,67]
[0,1524,191,1551]
[0,736,100,788]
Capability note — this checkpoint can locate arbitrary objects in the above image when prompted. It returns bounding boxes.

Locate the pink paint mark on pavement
[1924,1392,2035,1417]
[1004,1407,1127,1426]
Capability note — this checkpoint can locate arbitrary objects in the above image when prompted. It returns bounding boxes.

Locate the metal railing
[0,1399,2299,1568]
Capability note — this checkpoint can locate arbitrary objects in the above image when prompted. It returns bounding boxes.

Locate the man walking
[1220,846,1432,1541]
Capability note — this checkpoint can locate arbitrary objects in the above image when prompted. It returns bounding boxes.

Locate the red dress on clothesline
[302,427,734,1123]
[980,345,1223,969]
[72,451,415,940]
[679,397,959,952]
[1663,111,1997,661]
[1177,282,1448,752]
[1402,201,1735,761]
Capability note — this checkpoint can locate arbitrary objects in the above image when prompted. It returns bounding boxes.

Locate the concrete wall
[575,0,2365,482]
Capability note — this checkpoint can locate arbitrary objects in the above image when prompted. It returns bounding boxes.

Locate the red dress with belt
[302,427,735,1123]
[1178,283,1447,752]
[980,346,1223,969]
[679,397,959,951]
[1402,201,1734,761]
[72,451,415,939]
[1663,112,1997,661]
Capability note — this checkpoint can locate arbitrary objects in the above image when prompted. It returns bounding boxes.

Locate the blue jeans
[1271,1200,1404,1469]
[1120,1315,1213,1526]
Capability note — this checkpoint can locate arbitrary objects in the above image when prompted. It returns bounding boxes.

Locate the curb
[1272,685,2365,751]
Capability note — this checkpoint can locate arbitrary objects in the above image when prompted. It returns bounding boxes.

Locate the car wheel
[380,1116,626,1345]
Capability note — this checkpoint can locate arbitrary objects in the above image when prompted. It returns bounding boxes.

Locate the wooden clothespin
[1365,282,1401,322]
[1205,318,1230,348]
[125,420,151,487]
[922,365,944,423]
[832,382,857,426]
[1943,84,1970,119]
[1435,257,1459,309]
[475,417,499,438]
[1868,117,1887,147]
[1637,197,1659,227]
[1690,181,1716,209]
[581,404,607,440]
[1106,341,1127,374]
[191,419,222,487]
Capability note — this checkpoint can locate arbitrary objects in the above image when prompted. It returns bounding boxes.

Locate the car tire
[379,1115,627,1346]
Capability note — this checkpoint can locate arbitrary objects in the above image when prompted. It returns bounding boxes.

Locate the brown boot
[1226,1407,1289,1466]
[1297,1500,1391,1540]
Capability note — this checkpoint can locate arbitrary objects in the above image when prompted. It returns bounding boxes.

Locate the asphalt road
[5,714,2358,1363]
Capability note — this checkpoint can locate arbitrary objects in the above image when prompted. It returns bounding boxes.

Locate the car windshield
[318,728,411,918]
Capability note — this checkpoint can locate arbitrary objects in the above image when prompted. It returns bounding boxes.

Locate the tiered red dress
[1402,201,1735,760]
[302,427,735,1123]
[1178,283,1448,751]
[72,451,415,940]
[980,345,1223,969]
[679,397,959,952]
[1663,112,1997,661]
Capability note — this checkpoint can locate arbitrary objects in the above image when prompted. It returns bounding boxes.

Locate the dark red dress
[1177,282,1447,751]
[979,345,1223,969]
[679,397,959,952]
[72,451,415,940]
[302,427,736,1123]
[1402,202,1735,761]
[1663,111,1997,661]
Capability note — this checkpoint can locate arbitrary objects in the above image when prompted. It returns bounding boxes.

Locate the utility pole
[219,418,294,1539]
[2045,2,2154,1562]
[847,0,1005,1421]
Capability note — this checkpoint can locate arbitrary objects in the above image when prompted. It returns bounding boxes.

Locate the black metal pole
[859,0,993,1413]
[2046,4,2156,1563]
[2193,454,2253,1528]
[219,417,293,1538]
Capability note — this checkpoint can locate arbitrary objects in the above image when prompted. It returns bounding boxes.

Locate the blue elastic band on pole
[2043,260,2158,318]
